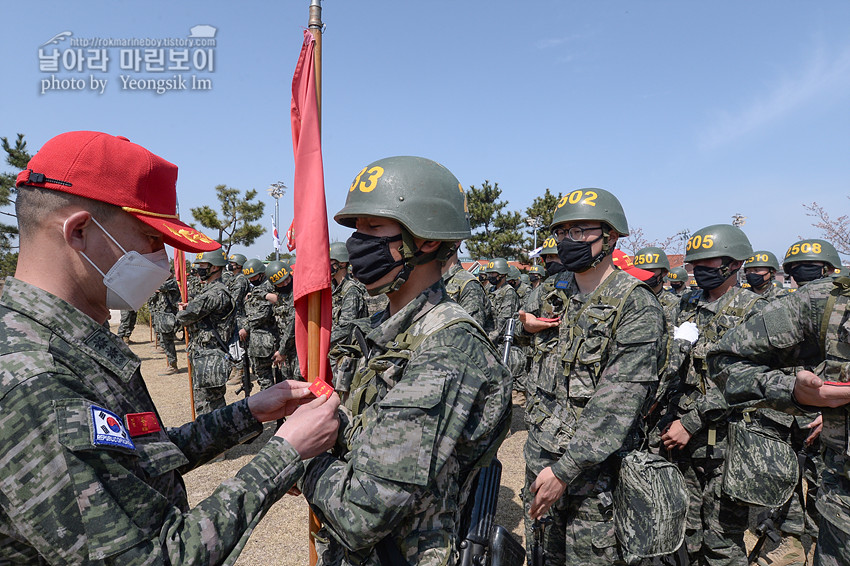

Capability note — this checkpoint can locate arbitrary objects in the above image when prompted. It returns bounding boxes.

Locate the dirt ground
[119,320,785,566]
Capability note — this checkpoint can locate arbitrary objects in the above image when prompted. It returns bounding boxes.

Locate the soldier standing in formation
[239,258,277,391]
[330,241,369,339]
[301,156,511,566]
[117,308,137,344]
[266,260,302,382]
[441,245,493,331]
[149,273,182,375]
[744,250,788,300]
[660,224,766,565]
[668,265,690,295]
[0,130,339,563]
[710,270,850,566]
[519,188,665,564]
[177,250,237,416]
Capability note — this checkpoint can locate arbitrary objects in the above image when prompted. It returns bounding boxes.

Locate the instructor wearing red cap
[0,131,339,564]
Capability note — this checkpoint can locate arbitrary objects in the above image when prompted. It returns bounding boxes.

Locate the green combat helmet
[550,187,629,236]
[667,266,689,284]
[684,224,753,263]
[242,258,266,277]
[528,265,545,278]
[329,241,349,263]
[782,239,841,271]
[266,260,293,285]
[334,155,471,294]
[507,265,521,281]
[745,250,780,271]
[633,246,671,271]
[228,253,247,267]
[485,258,510,275]
[540,236,559,257]
[195,250,227,266]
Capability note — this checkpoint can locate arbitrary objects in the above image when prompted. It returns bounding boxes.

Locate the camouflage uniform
[667,286,766,564]
[519,268,664,565]
[272,288,302,382]
[187,273,203,300]
[752,282,790,301]
[241,279,277,391]
[331,274,369,341]
[300,281,511,566]
[709,277,850,566]
[489,282,525,386]
[442,262,493,332]
[117,309,137,340]
[176,278,235,415]
[226,271,250,378]
[148,277,182,368]
[0,277,303,564]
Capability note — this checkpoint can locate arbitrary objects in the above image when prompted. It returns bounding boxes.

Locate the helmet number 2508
[349,166,385,193]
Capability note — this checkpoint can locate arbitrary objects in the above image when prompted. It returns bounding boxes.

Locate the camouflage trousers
[523,442,626,566]
[251,355,275,391]
[676,456,748,566]
[117,309,137,337]
[156,330,177,365]
[812,448,850,566]
[193,385,226,416]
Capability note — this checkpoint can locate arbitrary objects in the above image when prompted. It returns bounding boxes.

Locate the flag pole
[307,4,323,565]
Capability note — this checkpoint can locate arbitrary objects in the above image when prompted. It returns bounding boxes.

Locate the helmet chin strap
[584,225,613,271]
[366,228,451,296]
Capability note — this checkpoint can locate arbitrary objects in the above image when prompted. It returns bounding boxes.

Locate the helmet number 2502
[349,166,385,193]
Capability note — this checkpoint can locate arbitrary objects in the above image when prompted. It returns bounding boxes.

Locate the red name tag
[309,379,334,398]
[125,412,162,437]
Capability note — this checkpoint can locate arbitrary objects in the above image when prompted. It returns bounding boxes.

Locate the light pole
[526,216,543,264]
[267,181,287,260]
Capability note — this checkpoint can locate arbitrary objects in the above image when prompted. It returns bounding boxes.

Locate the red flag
[174,248,188,302]
[291,30,332,384]
[286,219,296,252]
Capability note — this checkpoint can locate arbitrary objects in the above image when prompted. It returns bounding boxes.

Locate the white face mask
[74,216,172,311]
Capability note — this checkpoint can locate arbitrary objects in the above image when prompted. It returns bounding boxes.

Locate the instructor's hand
[276,393,340,459]
[248,380,313,422]
[529,467,566,520]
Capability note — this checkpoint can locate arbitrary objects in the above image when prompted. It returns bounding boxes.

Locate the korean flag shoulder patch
[90,405,135,451]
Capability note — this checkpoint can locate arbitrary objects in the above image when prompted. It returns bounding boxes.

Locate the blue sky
[2,1,849,263]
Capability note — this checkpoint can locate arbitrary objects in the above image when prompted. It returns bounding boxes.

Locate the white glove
[674,321,700,344]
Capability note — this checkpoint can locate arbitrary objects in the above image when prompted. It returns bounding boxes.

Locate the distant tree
[190,185,266,256]
[523,188,562,256]
[265,251,295,263]
[803,200,850,256]
[619,227,687,258]
[0,134,32,274]
[465,180,525,261]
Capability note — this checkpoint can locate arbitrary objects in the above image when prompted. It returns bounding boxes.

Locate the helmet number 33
[349,166,385,193]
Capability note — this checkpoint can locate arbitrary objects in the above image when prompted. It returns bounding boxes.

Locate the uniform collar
[1,277,140,381]
[366,280,446,350]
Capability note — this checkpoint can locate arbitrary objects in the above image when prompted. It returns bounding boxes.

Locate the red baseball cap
[612,249,654,282]
[16,131,220,253]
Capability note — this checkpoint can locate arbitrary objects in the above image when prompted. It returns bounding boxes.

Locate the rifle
[747,448,806,564]
[457,459,524,566]
[501,319,516,366]
[530,517,549,566]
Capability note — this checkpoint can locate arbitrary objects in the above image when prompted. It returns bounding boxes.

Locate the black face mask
[788,263,826,285]
[346,232,405,284]
[745,272,770,289]
[670,282,685,292]
[557,237,603,273]
[545,261,566,277]
[693,265,730,291]
[196,266,212,280]
[249,277,263,287]
[645,272,665,289]
[487,274,502,286]
[276,281,293,295]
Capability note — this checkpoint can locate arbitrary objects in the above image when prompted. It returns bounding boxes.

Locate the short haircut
[16,186,119,240]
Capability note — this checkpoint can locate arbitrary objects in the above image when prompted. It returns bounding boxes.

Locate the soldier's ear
[418,240,441,254]
[62,210,92,252]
